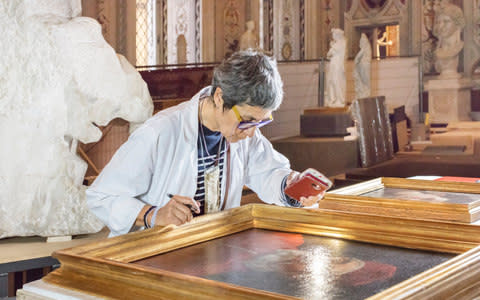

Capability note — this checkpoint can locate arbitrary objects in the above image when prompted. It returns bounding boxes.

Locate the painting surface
[134,229,453,299]
[361,187,480,205]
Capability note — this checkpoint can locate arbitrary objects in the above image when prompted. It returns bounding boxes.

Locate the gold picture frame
[43,204,480,299]
[321,177,480,223]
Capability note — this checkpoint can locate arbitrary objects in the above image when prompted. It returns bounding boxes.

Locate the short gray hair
[211,50,284,111]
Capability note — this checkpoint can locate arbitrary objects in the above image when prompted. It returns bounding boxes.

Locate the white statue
[239,20,258,50]
[0,0,153,238]
[354,33,372,99]
[324,28,346,108]
[433,2,465,78]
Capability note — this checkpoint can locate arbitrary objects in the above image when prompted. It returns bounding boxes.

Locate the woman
[87,50,326,237]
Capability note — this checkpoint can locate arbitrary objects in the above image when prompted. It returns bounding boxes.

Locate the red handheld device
[284,168,332,202]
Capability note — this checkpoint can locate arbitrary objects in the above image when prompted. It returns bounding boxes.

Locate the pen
[167,193,200,212]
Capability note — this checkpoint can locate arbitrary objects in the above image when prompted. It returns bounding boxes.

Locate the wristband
[143,206,156,229]
[150,206,160,228]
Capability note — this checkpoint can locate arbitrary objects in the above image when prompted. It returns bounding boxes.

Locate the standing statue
[433,2,465,78]
[324,28,347,108]
[354,33,372,99]
[239,20,258,50]
[0,0,153,238]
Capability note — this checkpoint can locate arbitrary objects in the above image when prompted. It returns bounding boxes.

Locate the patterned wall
[344,0,410,58]
[273,0,301,61]
[167,0,196,64]
[81,0,478,79]
[223,0,242,57]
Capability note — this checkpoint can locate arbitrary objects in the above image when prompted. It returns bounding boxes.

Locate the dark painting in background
[135,228,453,300]
[351,96,394,168]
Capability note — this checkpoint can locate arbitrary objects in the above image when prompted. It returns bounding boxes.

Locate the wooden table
[0,228,109,297]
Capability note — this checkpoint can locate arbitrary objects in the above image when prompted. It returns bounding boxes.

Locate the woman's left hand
[299,191,326,207]
[286,170,327,207]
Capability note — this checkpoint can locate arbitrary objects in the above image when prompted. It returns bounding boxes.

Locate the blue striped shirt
[194,123,226,215]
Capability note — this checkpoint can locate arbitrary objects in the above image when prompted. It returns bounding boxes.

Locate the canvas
[135,228,453,300]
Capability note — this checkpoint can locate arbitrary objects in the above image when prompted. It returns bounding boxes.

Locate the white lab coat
[86,87,292,237]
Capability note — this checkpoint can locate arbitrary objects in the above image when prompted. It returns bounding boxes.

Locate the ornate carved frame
[42,202,480,299]
[323,177,480,223]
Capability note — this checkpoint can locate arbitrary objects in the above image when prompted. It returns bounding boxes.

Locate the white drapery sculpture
[239,20,259,50]
[433,2,465,78]
[324,28,347,108]
[0,0,153,238]
[354,33,372,99]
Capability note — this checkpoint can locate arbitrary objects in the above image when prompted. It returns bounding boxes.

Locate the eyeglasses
[232,105,273,130]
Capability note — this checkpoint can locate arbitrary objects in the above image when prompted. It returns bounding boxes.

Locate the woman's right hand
[151,195,200,227]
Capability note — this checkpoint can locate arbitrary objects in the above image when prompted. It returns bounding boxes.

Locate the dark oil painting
[134,229,453,299]
[361,187,480,205]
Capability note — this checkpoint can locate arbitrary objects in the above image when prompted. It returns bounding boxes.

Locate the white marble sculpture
[324,28,347,108]
[239,20,258,50]
[433,2,465,78]
[0,0,153,238]
[354,33,372,99]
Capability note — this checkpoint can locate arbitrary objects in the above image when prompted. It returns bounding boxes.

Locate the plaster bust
[239,20,258,50]
[433,2,465,78]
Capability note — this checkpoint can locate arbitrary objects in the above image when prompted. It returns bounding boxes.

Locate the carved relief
[346,0,353,12]
[281,0,293,60]
[97,0,109,39]
[362,0,387,10]
[423,0,437,74]
[300,0,305,60]
[195,0,201,62]
[162,0,168,64]
[175,0,188,64]
[117,0,126,56]
[282,43,292,60]
[167,0,195,64]
[384,4,400,16]
[175,0,187,35]
[474,0,480,47]
[265,0,274,51]
[324,0,332,26]
[353,7,368,20]
[224,0,240,57]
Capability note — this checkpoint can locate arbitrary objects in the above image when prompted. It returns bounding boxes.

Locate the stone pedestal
[300,107,352,137]
[425,78,472,124]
